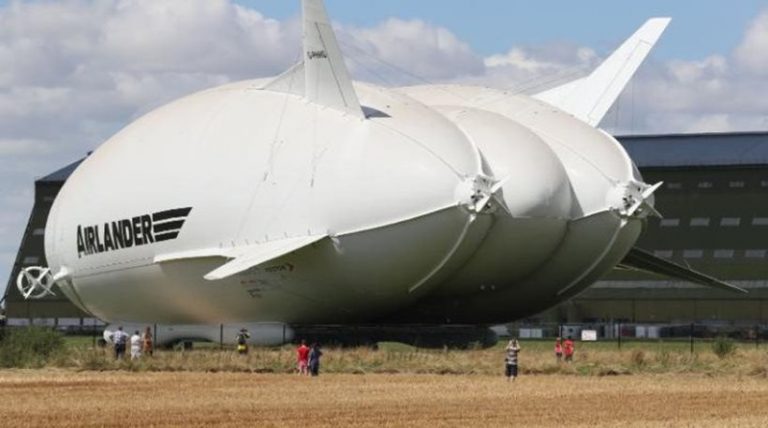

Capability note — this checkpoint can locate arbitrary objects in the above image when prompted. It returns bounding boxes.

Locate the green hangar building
[3,132,768,326]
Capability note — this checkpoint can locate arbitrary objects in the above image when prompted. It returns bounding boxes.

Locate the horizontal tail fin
[619,247,747,294]
[204,234,327,281]
[535,17,671,127]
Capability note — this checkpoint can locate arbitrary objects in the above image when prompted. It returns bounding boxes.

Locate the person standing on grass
[142,326,154,356]
[564,337,575,362]
[308,343,323,377]
[554,337,563,362]
[111,326,128,360]
[297,340,310,375]
[130,330,142,360]
[505,339,521,381]
[236,328,250,355]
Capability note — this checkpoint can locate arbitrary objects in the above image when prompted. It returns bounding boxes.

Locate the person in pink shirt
[554,337,563,362]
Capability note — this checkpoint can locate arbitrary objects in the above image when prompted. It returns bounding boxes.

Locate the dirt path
[0,371,767,427]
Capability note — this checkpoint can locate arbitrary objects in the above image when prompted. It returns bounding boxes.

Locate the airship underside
[23,0,743,339]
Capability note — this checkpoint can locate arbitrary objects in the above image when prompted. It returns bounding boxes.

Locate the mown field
[1,371,767,427]
[1,333,768,426]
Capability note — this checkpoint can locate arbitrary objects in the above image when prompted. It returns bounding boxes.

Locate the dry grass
[0,370,767,427]
[49,340,768,378]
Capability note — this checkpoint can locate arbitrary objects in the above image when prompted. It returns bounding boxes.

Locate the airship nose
[442,107,573,219]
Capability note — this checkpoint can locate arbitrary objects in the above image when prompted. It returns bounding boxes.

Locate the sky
[2,0,768,297]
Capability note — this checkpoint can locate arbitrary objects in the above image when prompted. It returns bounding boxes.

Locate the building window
[690,218,710,227]
[22,256,40,265]
[654,250,673,258]
[752,218,768,226]
[660,218,680,227]
[729,181,745,188]
[697,181,713,189]
[683,250,703,259]
[720,218,741,227]
[666,182,682,190]
[745,250,767,258]
[713,249,734,259]
[33,228,45,236]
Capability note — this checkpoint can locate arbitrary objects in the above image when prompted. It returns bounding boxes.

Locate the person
[112,326,128,360]
[554,337,563,362]
[130,330,142,360]
[142,326,154,356]
[308,343,323,376]
[564,337,575,362]
[236,328,250,355]
[297,340,310,375]
[505,339,521,381]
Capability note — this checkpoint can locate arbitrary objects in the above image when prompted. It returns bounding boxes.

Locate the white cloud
[735,9,768,74]
[0,138,56,156]
[343,18,484,83]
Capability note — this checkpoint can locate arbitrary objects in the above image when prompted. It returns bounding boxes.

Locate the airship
[18,0,744,346]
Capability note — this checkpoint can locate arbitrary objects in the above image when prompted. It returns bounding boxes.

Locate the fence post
[219,324,224,350]
[617,322,622,350]
[689,323,694,354]
[756,325,760,349]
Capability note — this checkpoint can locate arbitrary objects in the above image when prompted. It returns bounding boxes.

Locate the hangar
[3,131,768,326]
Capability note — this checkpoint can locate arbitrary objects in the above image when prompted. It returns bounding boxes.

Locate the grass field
[35,337,766,378]
[1,370,767,427]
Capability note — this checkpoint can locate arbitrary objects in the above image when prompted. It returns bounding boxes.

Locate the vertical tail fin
[535,18,671,127]
[301,0,363,118]
[264,0,364,118]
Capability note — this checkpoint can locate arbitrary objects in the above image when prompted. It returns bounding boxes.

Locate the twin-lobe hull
[38,1,669,330]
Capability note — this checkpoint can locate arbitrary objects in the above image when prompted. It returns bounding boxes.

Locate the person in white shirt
[130,330,142,360]
[111,326,129,360]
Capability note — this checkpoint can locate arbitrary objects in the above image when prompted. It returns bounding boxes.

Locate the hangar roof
[37,158,85,183]
[619,131,768,168]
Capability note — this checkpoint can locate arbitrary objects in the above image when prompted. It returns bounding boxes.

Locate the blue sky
[237,0,766,59]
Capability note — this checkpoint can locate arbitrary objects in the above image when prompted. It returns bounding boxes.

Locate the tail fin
[620,247,747,294]
[264,0,363,118]
[535,18,671,127]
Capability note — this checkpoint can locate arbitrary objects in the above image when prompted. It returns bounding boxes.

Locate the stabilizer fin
[204,234,327,281]
[619,247,747,294]
[535,18,671,127]
[299,0,363,118]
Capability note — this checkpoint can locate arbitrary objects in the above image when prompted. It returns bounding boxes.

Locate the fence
[506,321,766,351]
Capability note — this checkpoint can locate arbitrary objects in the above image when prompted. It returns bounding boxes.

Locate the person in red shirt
[554,337,563,362]
[297,340,310,375]
[563,338,575,362]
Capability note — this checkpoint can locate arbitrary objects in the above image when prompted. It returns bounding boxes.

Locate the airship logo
[307,50,327,60]
[76,207,192,258]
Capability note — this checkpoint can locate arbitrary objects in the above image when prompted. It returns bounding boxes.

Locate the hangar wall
[3,132,768,325]
[2,159,90,323]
